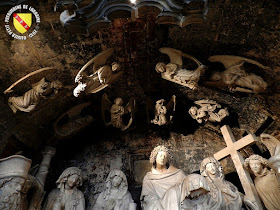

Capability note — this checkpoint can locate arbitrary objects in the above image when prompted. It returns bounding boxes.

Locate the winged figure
[208,55,268,93]
[73,48,123,97]
[156,47,206,89]
[189,99,229,123]
[146,95,176,126]
[101,94,136,131]
[4,67,63,114]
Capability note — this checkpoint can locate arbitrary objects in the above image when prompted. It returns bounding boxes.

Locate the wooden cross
[214,125,263,210]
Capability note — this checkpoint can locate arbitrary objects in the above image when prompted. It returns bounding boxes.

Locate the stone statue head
[189,106,198,117]
[165,63,178,75]
[244,155,268,175]
[0,155,32,209]
[114,98,123,106]
[32,77,49,94]
[155,62,166,73]
[200,157,222,179]
[149,145,174,169]
[112,62,121,72]
[56,167,83,191]
[104,169,128,200]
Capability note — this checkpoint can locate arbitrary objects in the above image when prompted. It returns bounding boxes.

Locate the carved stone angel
[5,69,63,114]
[189,99,229,123]
[147,95,176,126]
[101,93,136,131]
[207,55,268,93]
[155,47,206,89]
[73,48,123,97]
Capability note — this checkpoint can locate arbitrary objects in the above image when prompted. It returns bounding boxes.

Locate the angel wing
[260,133,280,156]
[4,67,56,94]
[160,47,203,67]
[75,48,114,83]
[122,98,136,131]
[101,93,113,126]
[208,55,268,69]
[194,99,221,109]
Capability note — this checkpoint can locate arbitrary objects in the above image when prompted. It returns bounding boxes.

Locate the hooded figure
[43,167,85,210]
[92,169,135,210]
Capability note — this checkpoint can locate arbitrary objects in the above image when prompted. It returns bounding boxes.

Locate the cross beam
[214,125,263,209]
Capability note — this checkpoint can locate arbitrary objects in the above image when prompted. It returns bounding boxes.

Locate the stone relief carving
[200,157,243,210]
[0,147,55,210]
[156,47,206,89]
[140,145,186,210]
[147,95,176,126]
[7,77,62,114]
[189,99,229,123]
[93,169,136,210]
[244,154,280,210]
[101,94,136,131]
[43,167,85,210]
[208,55,268,93]
[54,102,94,138]
[73,48,123,97]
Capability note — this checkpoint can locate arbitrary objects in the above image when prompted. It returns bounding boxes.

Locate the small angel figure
[4,67,63,114]
[189,99,229,123]
[155,47,206,89]
[73,48,123,97]
[207,55,268,93]
[148,95,176,126]
[101,94,136,131]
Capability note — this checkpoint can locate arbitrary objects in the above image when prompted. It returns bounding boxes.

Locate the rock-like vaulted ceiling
[0,1,280,207]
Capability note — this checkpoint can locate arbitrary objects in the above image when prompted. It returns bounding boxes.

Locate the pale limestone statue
[200,157,243,210]
[189,99,229,123]
[54,103,94,138]
[93,169,136,210]
[141,145,186,210]
[73,48,123,97]
[260,133,280,174]
[101,94,136,131]
[208,55,268,93]
[8,77,62,113]
[150,95,176,126]
[0,147,56,210]
[180,174,222,210]
[156,47,206,89]
[43,167,85,210]
[60,10,76,26]
[244,154,280,210]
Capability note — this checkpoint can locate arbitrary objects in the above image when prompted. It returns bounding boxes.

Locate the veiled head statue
[149,145,174,169]
[56,167,83,190]
[200,157,222,178]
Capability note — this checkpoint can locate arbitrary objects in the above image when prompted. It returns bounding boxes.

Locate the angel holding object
[101,93,136,131]
[207,55,268,93]
[147,95,176,126]
[155,47,206,89]
[73,48,123,97]
[189,99,229,124]
[4,67,63,114]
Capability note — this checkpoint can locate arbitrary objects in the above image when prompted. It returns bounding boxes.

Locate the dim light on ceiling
[130,0,137,4]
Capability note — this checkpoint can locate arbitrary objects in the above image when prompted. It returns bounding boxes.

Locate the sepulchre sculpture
[43,167,85,210]
[188,99,229,123]
[0,146,56,210]
[93,169,136,210]
[54,102,94,138]
[73,48,123,97]
[260,133,280,174]
[4,68,63,113]
[207,55,268,93]
[244,154,280,210]
[156,47,206,89]
[200,157,243,210]
[147,95,176,126]
[180,174,222,210]
[101,94,136,131]
[140,145,186,210]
